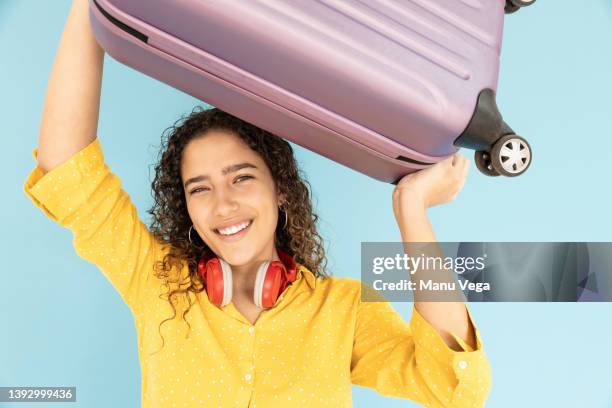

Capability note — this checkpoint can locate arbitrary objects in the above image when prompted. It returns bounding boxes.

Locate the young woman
[24,0,491,407]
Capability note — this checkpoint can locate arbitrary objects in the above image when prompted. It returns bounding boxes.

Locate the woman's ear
[277,192,287,207]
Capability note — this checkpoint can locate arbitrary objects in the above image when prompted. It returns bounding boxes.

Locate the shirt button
[457,360,468,370]
[248,327,255,334]
[244,373,252,382]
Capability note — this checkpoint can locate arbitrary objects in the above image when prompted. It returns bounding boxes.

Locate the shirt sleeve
[23,138,166,314]
[350,284,492,408]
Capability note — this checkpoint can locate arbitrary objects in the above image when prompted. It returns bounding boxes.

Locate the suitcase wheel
[505,0,536,14]
[474,151,501,177]
[485,134,533,177]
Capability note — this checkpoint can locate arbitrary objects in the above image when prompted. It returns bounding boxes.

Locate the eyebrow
[183,162,258,189]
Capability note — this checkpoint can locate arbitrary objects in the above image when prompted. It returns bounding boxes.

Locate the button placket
[243,324,256,386]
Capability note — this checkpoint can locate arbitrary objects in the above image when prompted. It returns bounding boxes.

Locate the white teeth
[218,220,251,236]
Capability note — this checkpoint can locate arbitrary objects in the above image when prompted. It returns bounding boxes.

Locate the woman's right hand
[392,153,470,213]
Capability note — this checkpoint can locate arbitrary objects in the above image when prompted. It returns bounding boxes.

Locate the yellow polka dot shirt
[24,138,492,407]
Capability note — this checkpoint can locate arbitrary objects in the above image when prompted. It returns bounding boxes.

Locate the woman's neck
[229,247,281,298]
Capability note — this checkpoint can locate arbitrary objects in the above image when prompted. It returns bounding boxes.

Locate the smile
[214,219,253,240]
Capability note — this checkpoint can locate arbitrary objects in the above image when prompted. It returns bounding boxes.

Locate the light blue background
[2,1,612,407]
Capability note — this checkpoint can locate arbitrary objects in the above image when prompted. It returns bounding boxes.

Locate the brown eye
[190,187,209,195]
[235,175,253,183]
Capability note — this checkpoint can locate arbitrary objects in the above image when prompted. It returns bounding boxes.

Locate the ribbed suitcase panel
[106,0,504,157]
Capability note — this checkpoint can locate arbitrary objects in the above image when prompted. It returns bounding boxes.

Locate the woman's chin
[219,242,275,269]
[221,249,255,267]
[217,238,260,265]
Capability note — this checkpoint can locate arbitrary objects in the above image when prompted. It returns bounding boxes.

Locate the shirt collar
[295,263,317,290]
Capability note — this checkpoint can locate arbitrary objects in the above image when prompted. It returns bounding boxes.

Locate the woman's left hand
[392,153,469,221]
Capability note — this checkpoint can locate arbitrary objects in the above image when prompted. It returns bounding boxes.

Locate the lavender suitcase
[89,0,535,183]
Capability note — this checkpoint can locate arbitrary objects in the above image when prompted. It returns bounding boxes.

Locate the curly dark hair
[146,106,329,354]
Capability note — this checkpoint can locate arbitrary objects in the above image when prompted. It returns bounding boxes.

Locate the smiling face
[181,129,283,267]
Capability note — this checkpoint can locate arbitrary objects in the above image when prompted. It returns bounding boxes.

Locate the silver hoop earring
[188,225,205,249]
[280,206,288,230]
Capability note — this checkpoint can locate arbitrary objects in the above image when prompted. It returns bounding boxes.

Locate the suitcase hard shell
[89,0,534,183]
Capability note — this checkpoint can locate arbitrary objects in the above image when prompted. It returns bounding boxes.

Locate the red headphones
[197,248,298,308]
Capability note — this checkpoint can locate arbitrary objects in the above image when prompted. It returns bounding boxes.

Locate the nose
[211,187,239,217]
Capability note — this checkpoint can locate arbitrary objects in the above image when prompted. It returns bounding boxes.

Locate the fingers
[451,152,461,167]
[450,153,469,175]
[447,152,467,168]
[452,153,469,195]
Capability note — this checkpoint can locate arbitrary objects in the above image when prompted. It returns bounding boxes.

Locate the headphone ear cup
[204,258,232,307]
[255,260,285,308]
[218,258,233,307]
[253,261,270,308]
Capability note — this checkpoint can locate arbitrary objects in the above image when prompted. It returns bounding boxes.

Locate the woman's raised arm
[37,0,103,173]
[25,0,168,315]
